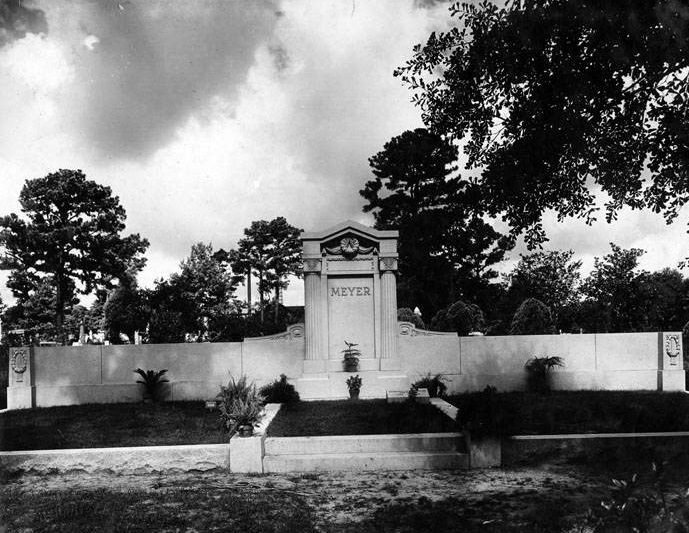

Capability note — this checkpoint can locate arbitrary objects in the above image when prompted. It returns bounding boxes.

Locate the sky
[0,0,687,310]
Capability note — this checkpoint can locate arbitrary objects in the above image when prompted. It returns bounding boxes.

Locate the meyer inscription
[330,286,371,297]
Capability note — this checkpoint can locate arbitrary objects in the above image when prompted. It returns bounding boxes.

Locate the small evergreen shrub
[411,372,448,398]
[260,374,300,404]
[397,307,425,329]
[430,300,484,335]
[510,298,555,335]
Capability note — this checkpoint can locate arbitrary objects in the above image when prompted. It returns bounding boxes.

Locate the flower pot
[349,390,360,401]
[237,424,254,437]
[344,361,359,372]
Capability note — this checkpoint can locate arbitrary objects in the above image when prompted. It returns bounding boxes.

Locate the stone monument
[297,221,407,397]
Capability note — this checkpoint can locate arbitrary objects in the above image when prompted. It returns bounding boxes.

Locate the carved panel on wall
[253,323,305,341]
[398,321,456,337]
[323,235,376,259]
[664,333,681,366]
[11,349,28,382]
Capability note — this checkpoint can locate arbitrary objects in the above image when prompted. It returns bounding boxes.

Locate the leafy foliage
[397,307,425,329]
[0,170,148,340]
[103,273,147,344]
[410,373,448,398]
[430,299,485,335]
[346,374,362,393]
[510,298,555,335]
[361,128,513,317]
[133,368,169,401]
[260,374,300,404]
[524,356,564,393]
[216,375,264,434]
[396,1,689,247]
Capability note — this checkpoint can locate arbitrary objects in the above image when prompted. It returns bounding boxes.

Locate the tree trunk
[259,270,264,324]
[55,270,65,345]
[246,272,252,314]
[274,283,280,323]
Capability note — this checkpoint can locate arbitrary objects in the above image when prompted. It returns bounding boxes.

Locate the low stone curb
[0,443,229,474]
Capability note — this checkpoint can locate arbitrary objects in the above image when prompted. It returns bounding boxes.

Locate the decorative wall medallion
[399,322,416,336]
[324,236,375,259]
[11,349,28,382]
[303,258,321,272]
[379,257,398,271]
[665,333,681,366]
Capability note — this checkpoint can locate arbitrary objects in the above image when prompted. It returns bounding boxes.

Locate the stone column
[379,257,400,370]
[303,259,325,373]
[7,346,34,410]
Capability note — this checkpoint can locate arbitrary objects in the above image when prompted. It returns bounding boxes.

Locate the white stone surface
[228,403,282,473]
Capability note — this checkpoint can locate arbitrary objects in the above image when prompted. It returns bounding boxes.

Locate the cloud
[0,0,47,47]
[38,0,280,160]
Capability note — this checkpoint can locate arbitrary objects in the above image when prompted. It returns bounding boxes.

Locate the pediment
[301,220,398,243]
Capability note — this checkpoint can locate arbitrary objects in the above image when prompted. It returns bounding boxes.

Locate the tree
[263,217,302,323]
[147,242,237,341]
[396,1,689,247]
[430,299,485,335]
[0,170,149,341]
[510,298,555,335]
[637,268,688,331]
[580,243,648,332]
[505,250,582,330]
[361,128,513,316]
[103,273,147,343]
[230,218,302,324]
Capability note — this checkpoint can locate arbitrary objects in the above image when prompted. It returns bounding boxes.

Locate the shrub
[133,368,169,402]
[524,356,564,393]
[510,298,555,335]
[456,385,515,437]
[397,307,425,329]
[216,375,264,434]
[260,374,300,404]
[411,373,448,398]
[430,300,484,335]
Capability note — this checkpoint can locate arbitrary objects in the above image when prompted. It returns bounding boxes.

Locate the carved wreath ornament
[11,349,28,381]
[665,334,681,366]
[325,237,374,259]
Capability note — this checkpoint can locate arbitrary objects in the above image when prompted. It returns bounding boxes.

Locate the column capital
[379,257,398,272]
[302,258,322,273]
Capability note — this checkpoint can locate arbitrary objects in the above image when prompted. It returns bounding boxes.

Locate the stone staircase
[262,432,469,472]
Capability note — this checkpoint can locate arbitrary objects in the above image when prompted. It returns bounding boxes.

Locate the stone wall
[6,326,684,410]
[399,326,685,393]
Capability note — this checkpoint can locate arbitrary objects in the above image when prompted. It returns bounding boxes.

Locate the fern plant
[524,356,564,393]
[134,368,169,402]
[342,340,361,372]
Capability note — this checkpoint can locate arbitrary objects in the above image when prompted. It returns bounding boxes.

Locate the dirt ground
[0,465,621,531]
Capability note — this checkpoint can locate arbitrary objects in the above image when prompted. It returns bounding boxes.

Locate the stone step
[265,432,465,456]
[294,371,409,400]
[263,451,469,472]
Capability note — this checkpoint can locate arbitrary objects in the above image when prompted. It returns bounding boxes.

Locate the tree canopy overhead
[0,169,149,337]
[396,0,689,246]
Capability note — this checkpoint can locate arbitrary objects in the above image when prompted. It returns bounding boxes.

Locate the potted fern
[134,368,169,403]
[216,375,265,437]
[524,356,564,393]
[342,340,361,372]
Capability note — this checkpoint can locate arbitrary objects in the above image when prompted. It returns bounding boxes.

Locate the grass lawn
[267,399,457,437]
[449,390,689,435]
[0,401,225,451]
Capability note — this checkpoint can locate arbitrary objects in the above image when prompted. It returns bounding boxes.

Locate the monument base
[379,358,401,371]
[658,370,685,391]
[294,370,409,400]
[303,360,327,374]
